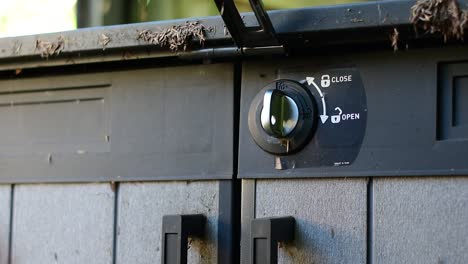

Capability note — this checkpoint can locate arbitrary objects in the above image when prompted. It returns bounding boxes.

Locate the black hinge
[213,0,284,53]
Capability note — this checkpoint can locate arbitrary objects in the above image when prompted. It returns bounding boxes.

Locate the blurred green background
[122,0,367,22]
[0,0,369,37]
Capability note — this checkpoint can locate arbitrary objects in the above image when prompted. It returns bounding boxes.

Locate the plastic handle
[250,216,295,264]
[161,214,206,264]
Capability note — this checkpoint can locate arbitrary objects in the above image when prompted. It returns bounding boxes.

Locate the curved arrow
[306,77,328,124]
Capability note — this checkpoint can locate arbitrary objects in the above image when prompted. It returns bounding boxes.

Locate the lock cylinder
[248,79,316,155]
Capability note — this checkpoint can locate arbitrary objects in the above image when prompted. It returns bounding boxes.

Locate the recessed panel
[0,63,233,182]
[453,76,468,126]
[0,85,110,155]
[437,62,468,140]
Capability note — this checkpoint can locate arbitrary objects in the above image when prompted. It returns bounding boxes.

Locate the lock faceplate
[247,68,367,167]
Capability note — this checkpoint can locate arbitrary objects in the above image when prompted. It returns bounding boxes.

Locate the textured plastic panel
[0,185,10,264]
[373,177,468,263]
[0,63,233,182]
[239,46,468,178]
[116,181,219,264]
[253,179,367,263]
[11,184,114,264]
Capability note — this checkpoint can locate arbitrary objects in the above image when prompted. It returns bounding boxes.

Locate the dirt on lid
[390,28,400,51]
[138,21,207,52]
[35,36,65,58]
[411,0,467,41]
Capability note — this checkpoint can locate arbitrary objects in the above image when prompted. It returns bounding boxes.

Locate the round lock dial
[248,79,316,155]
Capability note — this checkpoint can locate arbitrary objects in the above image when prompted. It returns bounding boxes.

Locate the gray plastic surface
[252,179,367,263]
[0,63,233,183]
[11,184,115,264]
[0,185,10,264]
[116,181,219,264]
[0,2,467,264]
[373,177,468,264]
[239,46,468,178]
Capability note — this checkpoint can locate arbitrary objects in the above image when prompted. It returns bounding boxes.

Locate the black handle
[250,216,295,264]
[161,214,206,264]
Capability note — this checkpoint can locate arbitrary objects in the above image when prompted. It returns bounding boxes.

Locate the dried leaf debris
[35,36,65,58]
[411,0,468,41]
[98,34,111,49]
[390,28,400,51]
[138,21,207,52]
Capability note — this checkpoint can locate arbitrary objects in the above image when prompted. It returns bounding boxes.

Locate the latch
[213,0,284,54]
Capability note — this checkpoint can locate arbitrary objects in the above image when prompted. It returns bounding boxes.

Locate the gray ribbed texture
[116,181,219,264]
[374,177,468,264]
[11,184,114,264]
[255,178,367,264]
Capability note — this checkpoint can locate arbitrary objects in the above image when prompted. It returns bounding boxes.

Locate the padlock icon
[331,107,343,124]
[321,74,331,88]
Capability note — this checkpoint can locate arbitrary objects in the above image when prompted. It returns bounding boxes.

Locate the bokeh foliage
[129,0,368,22]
